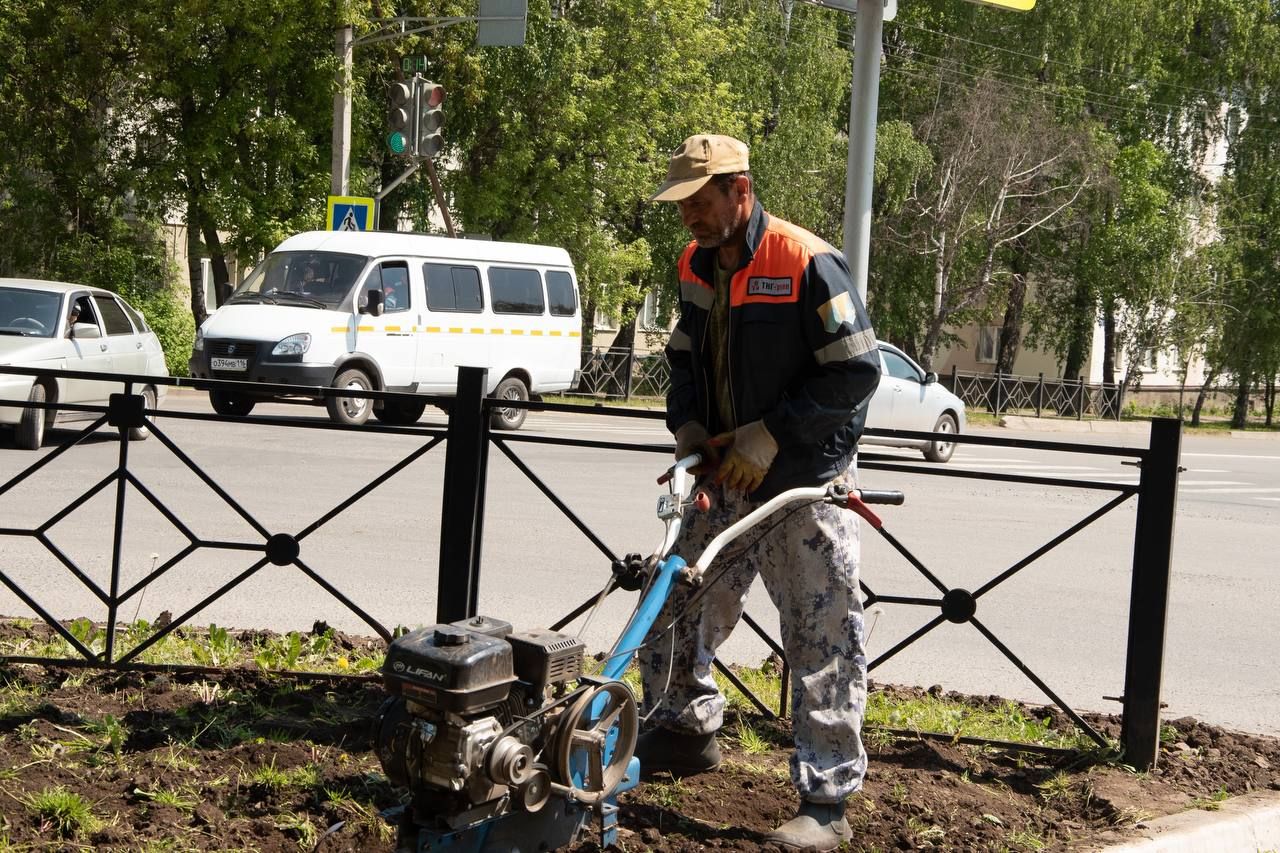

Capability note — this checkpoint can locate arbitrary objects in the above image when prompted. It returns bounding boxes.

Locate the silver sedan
[0,278,168,450]
[862,341,966,463]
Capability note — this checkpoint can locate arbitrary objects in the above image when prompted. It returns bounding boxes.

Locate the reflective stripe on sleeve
[680,280,714,311]
[668,326,692,353]
[814,328,877,364]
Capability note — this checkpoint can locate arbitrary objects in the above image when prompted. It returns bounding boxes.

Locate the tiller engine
[376,616,639,852]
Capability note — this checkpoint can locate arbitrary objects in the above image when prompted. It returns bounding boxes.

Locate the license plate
[211,357,248,371]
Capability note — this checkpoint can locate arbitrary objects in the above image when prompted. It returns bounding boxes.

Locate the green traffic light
[388,131,407,154]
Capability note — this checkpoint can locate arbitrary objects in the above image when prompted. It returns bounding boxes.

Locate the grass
[20,786,101,838]
[246,757,321,792]
[0,619,385,674]
[133,784,200,813]
[864,690,1099,751]
[1191,786,1231,811]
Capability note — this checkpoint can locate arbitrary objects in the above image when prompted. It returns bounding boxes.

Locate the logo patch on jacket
[746,276,793,297]
[818,292,856,333]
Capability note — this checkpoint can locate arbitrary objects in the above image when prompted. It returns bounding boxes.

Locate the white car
[0,278,168,450]
[863,341,966,463]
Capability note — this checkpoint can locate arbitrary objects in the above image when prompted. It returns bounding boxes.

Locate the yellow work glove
[712,420,778,494]
[674,421,721,476]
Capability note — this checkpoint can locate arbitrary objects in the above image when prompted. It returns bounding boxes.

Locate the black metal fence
[0,364,1180,769]
[948,367,1124,420]
[570,350,1125,424]
[570,347,671,399]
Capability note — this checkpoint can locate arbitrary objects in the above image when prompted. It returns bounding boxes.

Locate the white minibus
[188,231,582,429]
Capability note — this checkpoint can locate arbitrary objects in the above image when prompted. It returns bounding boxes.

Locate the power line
[887,18,1227,102]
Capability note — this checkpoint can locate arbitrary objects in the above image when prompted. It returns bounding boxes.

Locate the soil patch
[1,629,1277,851]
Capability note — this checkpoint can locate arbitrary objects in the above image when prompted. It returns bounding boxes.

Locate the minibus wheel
[209,390,256,417]
[490,377,528,431]
[375,398,427,425]
[327,368,373,426]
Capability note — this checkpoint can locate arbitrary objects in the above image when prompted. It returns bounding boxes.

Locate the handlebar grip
[857,490,905,505]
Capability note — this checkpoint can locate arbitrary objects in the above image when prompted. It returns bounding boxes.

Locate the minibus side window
[489,267,544,315]
[380,263,411,312]
[425,264,483,313]
[546,271,576,317]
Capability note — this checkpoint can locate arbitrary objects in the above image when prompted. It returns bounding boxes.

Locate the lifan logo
[393,661,448,683]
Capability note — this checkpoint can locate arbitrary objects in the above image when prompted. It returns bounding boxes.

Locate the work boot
[764,799,851,851]
[633,727,721,777]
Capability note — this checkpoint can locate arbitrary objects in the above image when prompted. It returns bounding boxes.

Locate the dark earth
[1,624,1278,851]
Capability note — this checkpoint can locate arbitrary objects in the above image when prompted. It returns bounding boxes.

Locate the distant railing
[570,350,1122,421]
[570,347,670,400]
[948,368,1123,420]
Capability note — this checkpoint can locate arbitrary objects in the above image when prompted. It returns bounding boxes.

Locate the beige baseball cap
[650,134,750,202]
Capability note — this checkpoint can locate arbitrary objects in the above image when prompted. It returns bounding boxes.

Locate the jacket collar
[689,200,768,284]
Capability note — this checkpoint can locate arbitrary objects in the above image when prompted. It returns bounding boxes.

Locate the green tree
[128,0,337,325]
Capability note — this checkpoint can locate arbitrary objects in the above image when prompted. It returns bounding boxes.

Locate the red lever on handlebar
[845,492,884,530]
[694,491,711,512]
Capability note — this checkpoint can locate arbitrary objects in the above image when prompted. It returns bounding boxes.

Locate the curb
[998,415,1151,435]
[1086,790,1280,852]
[1228,430,1280,441]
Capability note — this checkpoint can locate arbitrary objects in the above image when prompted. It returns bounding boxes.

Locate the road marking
[1190,487,1280,494]
[1176,480,1249,487]
[1182,452,1280,461]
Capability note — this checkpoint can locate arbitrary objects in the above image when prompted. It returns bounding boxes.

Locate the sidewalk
[1000,414,1280,440]
[1088,789,1280,852]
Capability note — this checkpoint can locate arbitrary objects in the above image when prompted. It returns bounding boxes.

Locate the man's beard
[693,205,742,249]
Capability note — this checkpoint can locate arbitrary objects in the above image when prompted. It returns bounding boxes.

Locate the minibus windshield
[228,252,369,310]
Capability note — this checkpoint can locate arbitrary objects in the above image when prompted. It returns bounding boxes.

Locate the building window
[637,292,660,330]
[593,309,617,332]
[1140,347,1159,372]
[977,326,1001,364]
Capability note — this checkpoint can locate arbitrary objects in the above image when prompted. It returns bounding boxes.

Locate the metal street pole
[841,0,884,306]
[331,25,354,197]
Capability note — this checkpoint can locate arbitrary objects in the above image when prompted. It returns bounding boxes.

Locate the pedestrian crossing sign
[326,196,375,232]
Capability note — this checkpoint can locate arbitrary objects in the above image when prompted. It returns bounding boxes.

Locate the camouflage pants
[638,464,867,803]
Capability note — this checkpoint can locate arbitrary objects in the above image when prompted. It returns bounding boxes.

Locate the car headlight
[192,328,204,352]
[272,333,312,357]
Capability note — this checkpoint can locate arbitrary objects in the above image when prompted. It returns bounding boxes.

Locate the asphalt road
[0,393,1274,737]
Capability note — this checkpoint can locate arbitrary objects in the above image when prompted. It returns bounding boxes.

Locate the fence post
[995,373,1005,416]
[949,364,958,394]
[1036,373,1044,418]
[437,366,491,623]
[1120,417,1182,770]
[1077,379,1085,421]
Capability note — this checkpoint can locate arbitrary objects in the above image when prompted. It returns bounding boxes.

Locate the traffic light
[415,81,445,158]
[387,80,414,156]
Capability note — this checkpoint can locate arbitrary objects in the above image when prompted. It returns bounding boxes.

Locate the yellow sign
[326,195,375,232]
[966,0,1035,9]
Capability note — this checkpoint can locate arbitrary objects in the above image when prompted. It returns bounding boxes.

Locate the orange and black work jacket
[665,201,881,501]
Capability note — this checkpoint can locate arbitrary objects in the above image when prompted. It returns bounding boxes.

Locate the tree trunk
[1232,376,1251,429]
[1266,377,1276,428]
[1191,365,1216,428]
[995,244,1030,375]
[1062,280,1093,381]
[920,317,944,373]
[582,294,596,349]
[186,193,208,329]
[201,223,233,306]
[1102,301,1117,386]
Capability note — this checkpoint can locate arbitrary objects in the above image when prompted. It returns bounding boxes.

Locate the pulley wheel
[552,681,638,805]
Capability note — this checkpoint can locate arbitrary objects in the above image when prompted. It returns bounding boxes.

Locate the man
[638,134,881,851]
